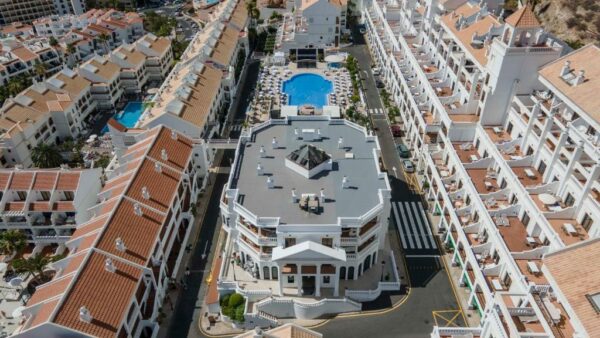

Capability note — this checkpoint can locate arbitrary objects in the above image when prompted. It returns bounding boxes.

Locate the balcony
[511,166,543,187]
[546,218,588,246]
[496,217,540,252]
[467,169,500,194]
[485,127,513,144]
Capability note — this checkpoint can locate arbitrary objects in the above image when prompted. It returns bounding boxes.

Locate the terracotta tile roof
[125,160,181,212]
[230,1,249,29]
[107,118,127,132]
[95,198,165,265]
[5,202,25,211]
[87,58,121,82]
[27,299,60,330]
[211,26,240,66]
[11,46,38,62]
[146,127,193,170]
[29,201,52,211]
[61,251,89,276]
[9,172,34,190]
[505,4,540,28]
[56,172,80,191]
[179,64,223,126]
[28,275,74,306]
[538,44,600,121]
[53,252,143,338]
[53,201,75,211]
[32,172,58,190]
[102,172,135,192]
[0,172,11,190]
[70,216,109,241]
[544,239,600,337]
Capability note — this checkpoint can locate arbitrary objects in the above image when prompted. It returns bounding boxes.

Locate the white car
[402,160,415,173]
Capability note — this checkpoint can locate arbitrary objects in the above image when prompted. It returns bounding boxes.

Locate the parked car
[376,80,385,88]
[402,159,415,173]
[396,143,410,158]
[390,124,402,137]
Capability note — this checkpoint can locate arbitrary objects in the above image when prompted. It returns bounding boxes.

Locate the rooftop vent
[133,203,142,216]
[338,137,344,149]
[342,176,349,189]
[574,70,585,86]
[272,137,278,149]
[161,149,168,161]
[115,237,126,252]
[154,162,162,173]
[171,129,178,140]
[104,258,116,273]
[291,188,298,203]
[141,186,150,199]
[267,176,274,189]
[257,162,263,176]
[79,306,92,323]
[259,145,266,158]
[560,61,571,77]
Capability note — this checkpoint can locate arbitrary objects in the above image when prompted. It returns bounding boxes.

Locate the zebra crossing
[391,201,437,251]
[230,124,243,132]
[368,108,386,115]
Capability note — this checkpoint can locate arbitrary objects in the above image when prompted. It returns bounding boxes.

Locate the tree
[98,33,111,54]
[12,254,62,282]
[0,230,27,256]
[33,61,48,80]
[31,143,63,168]
[48,36,59,47]
[7,76,29,97]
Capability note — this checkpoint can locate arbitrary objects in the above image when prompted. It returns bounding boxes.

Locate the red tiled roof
[32,172,58,190]
[9,172,33,190]
[505,4,540,28]
[56,172,80,191]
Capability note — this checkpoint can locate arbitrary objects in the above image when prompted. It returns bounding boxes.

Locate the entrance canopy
[324,54,345,63]
[272,241,346,262]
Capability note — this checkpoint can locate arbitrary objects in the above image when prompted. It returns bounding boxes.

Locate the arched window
[340,266,347,280]
[271,266,278,280]
[263,266,270,279]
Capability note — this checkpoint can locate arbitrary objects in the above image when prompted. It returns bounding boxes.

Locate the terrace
[467,168,500,194]
[452,143,480,163]
[496,217,540,252]
[511,166,543,187]
[546,218,588,246]
[514,259,547,285]
[484,127,513,144]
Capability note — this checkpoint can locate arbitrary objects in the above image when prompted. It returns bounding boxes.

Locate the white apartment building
[0,37,62,85]
[0,67,96,167]
[12,125,212,338]
[78,55,124,110]
[137,0,249,138]
[364,0,600,336]
[110,44,149,94]
[220,116,391,297]
[277,0,347,52]
[0,167,102,246]
[134,34,173,82]
[0,0,84,25]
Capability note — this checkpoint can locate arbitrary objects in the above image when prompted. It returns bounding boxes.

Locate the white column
[558,142,584,195]
[543,126,569,182]
[533,111,555,164]
[278,265,283,296]
[520,102,540,150]
[334,265,340,297]
[575,163,600,214]
[315,264,321,297]
[296,264,302,296]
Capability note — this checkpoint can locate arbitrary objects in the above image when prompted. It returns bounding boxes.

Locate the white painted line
[400,202,422,249]
[418,202,437,249]
[410,201,430,249]
[391,202,408,249]
[405,255,441,258]
[396,202,415,249]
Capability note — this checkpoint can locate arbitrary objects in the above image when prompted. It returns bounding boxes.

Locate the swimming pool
[282,73,333,108]
[102,102,144,133]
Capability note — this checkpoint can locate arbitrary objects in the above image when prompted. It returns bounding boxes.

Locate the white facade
[220,117,391,299]
[364,0,599,336]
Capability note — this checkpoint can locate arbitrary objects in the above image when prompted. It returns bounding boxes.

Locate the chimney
[294,128,300,139]
[267,176,274,189]
[115,237,126,252]
[141,186,150,199]
[79,306,92,323]
[560,61,571,77]
[257,162,263,176]
[171,129,177,140]
[161,149,168,161]
[338,137,344,149]
[574,70,585,85]
[260,145,266,158]
[320,188,325,203]
[154,162,162,172]
[133,203,142,216]
[291,188,298,203]
[105,258,116,273]
[342,176,349,189]
[272,137,278,149]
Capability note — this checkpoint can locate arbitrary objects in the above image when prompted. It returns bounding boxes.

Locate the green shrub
[220,294,230,307]
[234,305,245,322]
[228,293,244,307]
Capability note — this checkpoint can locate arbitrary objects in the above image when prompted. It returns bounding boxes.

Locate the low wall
[256,298,361,320]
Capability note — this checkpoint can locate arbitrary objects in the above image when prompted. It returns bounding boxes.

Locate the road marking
[396,202,415,248]
[417,202,437,248]
[391,202,408,248]
[399,202,423,249]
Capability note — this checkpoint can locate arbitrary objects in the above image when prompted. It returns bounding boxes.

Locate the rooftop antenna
[115,237,126,252]
[104,258,116,273]
[141,186,150,199]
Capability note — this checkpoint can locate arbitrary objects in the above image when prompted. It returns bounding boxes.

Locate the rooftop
[229,119,389,224]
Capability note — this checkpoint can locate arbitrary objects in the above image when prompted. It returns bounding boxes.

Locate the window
[322,237,333,247]
[564,193,575,207]
[323,276,330,284]
[40,191,51,201]
[537,161,547,175]
[581,213,593,232]
[506,122,513,135]
[287,275,294,283]
[526,147,534,156]
[586,292,600,313]
[284,237,296,248]
[521,213,530,227]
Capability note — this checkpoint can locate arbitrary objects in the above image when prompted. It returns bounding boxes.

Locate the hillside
[525,0,600,48]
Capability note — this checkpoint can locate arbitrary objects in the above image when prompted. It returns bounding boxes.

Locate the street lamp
[231,257,237,281]
[380,260,386,281]
[392,166,397,178]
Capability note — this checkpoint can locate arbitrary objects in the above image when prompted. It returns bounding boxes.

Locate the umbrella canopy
[538,193,558,205]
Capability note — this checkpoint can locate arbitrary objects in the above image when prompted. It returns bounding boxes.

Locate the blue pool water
[206,0,220,5]
[102,102,144,133]
[282,73,333,108]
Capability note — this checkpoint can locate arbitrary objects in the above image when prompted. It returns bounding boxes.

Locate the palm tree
[0,230,27,256]
[33,61,48,81]
[12,254,62,283]
[64,42,77,67]
[48,36,59,47]
[31,143,63,168]
[7,78,26,97]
